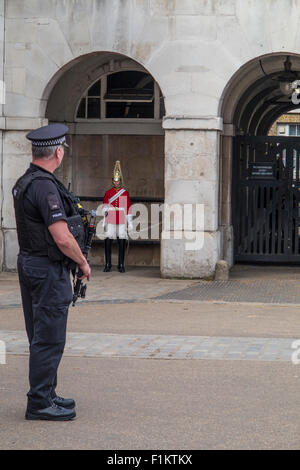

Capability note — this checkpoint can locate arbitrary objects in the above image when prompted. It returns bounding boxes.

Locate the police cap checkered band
[31,136,67,147]
[26,123,69,147]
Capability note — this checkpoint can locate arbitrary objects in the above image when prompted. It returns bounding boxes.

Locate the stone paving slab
[0,330,298,362]
[2,274,300,307]
[0,268,197,308]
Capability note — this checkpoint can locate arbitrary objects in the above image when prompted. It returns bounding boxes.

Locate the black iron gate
[233,135,300,262]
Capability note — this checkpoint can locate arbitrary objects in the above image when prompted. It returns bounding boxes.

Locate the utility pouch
[67,214,86,251]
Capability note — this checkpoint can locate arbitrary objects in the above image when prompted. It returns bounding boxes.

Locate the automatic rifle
[67,184,97,306]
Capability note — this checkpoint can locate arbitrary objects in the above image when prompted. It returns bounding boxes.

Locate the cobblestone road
[1,330,298,362]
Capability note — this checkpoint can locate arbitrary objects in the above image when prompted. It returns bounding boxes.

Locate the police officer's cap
[26,123,69,148]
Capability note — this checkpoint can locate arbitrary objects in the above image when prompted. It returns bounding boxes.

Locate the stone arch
[43,51,165,269]
[220,52,300,135]
[43,51,166,123]
[219,52,300,265]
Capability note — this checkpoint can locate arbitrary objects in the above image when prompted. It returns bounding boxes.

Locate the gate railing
[233,136,300,262]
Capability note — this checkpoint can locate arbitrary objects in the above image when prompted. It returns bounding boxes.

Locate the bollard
[214,260,229,281]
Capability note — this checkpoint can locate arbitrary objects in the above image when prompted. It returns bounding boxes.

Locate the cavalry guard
[102,161,132,273]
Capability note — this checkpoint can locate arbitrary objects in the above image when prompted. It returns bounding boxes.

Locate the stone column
[219,124,235,267]
[0,0,4,269]
[1,119,47,271]
[160,116,222,279]
[2,130,31,270]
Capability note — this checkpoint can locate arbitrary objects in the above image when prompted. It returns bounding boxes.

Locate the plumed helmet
[112,160,124,185]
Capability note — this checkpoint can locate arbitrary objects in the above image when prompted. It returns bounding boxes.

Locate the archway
[45,52,165,269]
[220,53,300,265]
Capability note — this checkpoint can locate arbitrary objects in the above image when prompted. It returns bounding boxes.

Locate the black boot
[103,238,112,272]
[117,238,126,273]
[53,396,76,409]
[25,402,76,421]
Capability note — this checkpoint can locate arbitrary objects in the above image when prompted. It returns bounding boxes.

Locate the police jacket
[12,163,85,263]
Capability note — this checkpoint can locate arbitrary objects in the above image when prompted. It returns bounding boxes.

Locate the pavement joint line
[2,300,300,308]
[1,330,299,362]
[4,351,295,362]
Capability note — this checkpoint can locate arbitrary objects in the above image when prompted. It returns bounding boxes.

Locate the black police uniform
[12,124,84,418]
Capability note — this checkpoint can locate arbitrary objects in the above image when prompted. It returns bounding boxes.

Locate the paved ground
[0,266,198,308]
[1,263,300,449]
[2,263,300,308]
[2,356,300,450]
[1,330,299,362]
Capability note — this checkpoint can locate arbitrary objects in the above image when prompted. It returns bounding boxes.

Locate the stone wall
[7,0,300,122]
[0,0,4,269]
[4,0,300,275]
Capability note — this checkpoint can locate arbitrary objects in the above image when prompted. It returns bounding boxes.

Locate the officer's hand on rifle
[78,259,91,281]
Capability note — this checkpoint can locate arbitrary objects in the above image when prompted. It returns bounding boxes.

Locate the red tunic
[103,187,131,225]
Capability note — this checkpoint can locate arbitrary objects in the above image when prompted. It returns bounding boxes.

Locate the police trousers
[17,254,73,410]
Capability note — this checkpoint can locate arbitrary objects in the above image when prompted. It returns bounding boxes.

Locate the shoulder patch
[47,193,61,211]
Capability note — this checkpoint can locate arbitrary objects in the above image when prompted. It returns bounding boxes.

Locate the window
[276,123,300,136]
[77,80,101,119]
[289,124,300,136]
[106,71,154,118]
[76,70,164,120]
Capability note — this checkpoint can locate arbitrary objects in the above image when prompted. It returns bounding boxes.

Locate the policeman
[12,123,91,421]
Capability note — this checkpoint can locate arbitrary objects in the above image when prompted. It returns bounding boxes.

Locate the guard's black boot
[53,396,76,409]
[25,402,76,421]
[103,237,112,272]
[117,238,126,273]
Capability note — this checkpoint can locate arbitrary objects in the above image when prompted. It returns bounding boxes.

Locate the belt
[19,250,48,257]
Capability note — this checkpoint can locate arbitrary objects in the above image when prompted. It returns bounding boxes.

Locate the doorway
[220,53,300,266]
[233,135,300,262]
[44,51,165,268]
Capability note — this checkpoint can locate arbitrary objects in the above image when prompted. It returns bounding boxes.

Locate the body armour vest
[12,167,85,263]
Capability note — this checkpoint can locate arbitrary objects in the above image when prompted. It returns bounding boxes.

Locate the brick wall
[268,113,300,135]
